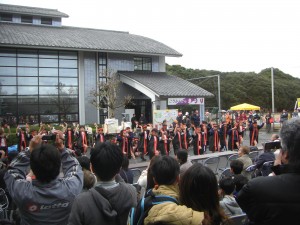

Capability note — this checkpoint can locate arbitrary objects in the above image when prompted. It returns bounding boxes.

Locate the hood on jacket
[220,195,243,216]
[90,183,134,221]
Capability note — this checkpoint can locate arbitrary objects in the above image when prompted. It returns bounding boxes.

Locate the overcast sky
[1,0,300,78]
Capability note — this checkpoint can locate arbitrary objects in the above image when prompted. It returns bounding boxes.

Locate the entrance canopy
[119,71,213,101]
[230,103,260,111]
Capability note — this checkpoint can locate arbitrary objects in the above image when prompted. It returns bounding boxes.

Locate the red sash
[68,131,72,149]
[177,132,182,149]
[183,132,187,150]
[122,136,127,154]
[21,133,26,148]
[144,131,147,154]
[214,131,220,152]
[203,131,207,146]
[81,132,87,153]
[154,136,159,155]
[100,134,104,143]
[251,128,258,146]
[197,133,202,155]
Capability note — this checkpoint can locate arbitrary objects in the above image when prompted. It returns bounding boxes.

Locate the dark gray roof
[0,3,69,18]
[119,71,214,97]
[0,23,182,56]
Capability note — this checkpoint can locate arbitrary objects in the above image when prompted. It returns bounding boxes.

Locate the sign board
[104,118,118,134]
[168,98,204,105]
[153,109,178,129]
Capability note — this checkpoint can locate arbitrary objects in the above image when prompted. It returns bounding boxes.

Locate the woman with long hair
[179,164,228,225]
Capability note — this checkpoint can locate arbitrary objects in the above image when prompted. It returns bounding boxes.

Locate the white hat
[185,112,189,116]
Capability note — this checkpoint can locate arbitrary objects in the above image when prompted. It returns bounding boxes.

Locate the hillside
[166,65,300,112]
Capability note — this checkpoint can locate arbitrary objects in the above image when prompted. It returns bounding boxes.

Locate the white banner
[168,98,204,105]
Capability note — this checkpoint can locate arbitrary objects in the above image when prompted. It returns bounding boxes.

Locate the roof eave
[0,43,182,57]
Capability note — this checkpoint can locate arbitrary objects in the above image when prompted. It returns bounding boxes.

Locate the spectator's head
[83,169,96,190]
[90,142,123,181]
[230,160,243,175]
[151,128,158,136]
[271,134,280,141]
[219,177,235,196]
[146,156,161,190]
[151,156,180,185]
[79,125,85,132]
[121,155,129,171]
[180,164,226,224]
[30,144,61,183]
[177,150,188,165]
[232,174,248,193]
[280,118,300,167]
[238,146,250,157]
[77,156,91,171]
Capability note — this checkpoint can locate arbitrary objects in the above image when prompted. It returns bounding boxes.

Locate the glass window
[60,96,78,104]
[0,13,13,22]
[39,77,58,86]
[0,86,17,95]
[18,104,39,114]
[60,104,78,113]
[62,114,78,122]
[17,67,38,76]
[99,65,106,76]
[134,58,143,70]
[39,68,58,76]
[40,115,59,123]
[41,17,52,25]
[39,50,58,59]
[39,58,58,68]
[0,49,16,57]
[99,53,107,65]
[0,96,17,115]
[18,96,38,104]
[59,68,77,77]
[39,96,58,104]
[59,51,77,60]
[21,15,33,23]
[39,86,58,95]
[60,87,78,95]
[40,104,59,114]
[59,59,77,68]
[18,86,38,95]
[17,58,38,67]
[0,77,16,85]
[17,49,38,58]
[134,57,152,71]
[18,77,38,85]
[0,57,16,66]
[0,67,16,76]
[59,78,78,86]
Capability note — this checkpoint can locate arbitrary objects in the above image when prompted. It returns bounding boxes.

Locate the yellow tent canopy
[230,103,260,111]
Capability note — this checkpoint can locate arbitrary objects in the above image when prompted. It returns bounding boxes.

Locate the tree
[90,70,134,118]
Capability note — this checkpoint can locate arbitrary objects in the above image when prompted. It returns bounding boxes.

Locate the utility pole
[271,67,275,114]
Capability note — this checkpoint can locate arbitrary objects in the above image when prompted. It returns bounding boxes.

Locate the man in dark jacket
[236,118,300,225]
[68,142,137,225]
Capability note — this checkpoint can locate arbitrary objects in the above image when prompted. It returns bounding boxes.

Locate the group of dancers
[0,113,265,160]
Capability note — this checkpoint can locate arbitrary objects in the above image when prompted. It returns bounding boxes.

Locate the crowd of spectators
[0,118,299,225]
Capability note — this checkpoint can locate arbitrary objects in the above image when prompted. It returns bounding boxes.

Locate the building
[0,3,213,126]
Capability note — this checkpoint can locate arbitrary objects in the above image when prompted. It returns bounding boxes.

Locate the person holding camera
[4,131,83,225]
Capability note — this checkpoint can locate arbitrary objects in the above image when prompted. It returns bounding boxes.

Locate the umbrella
[230,103,260,111]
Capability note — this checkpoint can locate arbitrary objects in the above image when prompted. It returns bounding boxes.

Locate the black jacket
[236,172,300,225]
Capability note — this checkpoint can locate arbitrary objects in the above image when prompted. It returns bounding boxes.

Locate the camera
[263,141,281,151]
[42,134,56,141]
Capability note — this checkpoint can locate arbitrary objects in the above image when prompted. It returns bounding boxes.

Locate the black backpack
[130,189,178,225]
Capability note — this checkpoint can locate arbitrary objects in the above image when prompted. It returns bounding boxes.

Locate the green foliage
[166,65,300,112]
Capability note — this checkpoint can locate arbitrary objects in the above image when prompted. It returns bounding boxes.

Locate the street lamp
[187,75,221,121]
